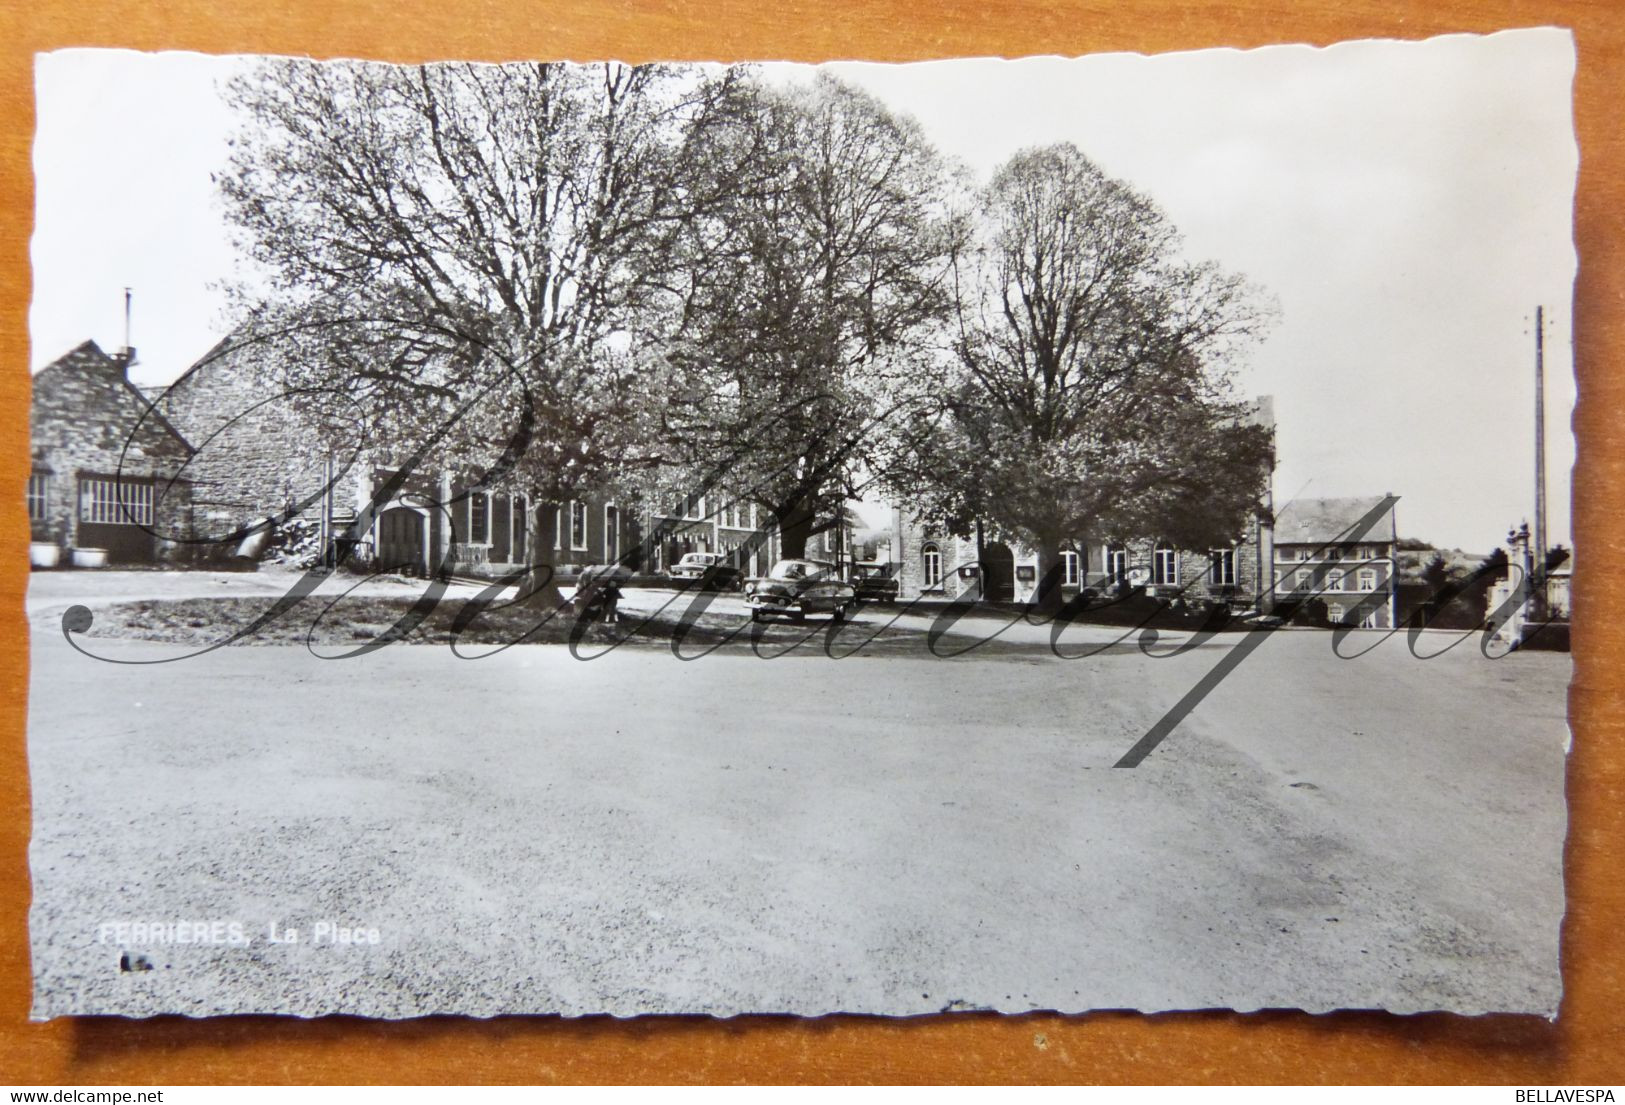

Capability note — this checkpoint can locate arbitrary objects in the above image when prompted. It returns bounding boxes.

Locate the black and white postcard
[24,28,1576,1018]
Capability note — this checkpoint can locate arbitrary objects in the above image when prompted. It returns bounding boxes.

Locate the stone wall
[152,336,341,536]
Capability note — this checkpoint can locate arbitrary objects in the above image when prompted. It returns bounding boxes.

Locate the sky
[31,31,1577,553]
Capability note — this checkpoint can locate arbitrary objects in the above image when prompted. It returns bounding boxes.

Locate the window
[1061,550,1080,587]
[1327,603,1346,624]
[79,476,153,526]
[1358,568,1378,591]
[1327,570,1344,592]
[468,493,490,544]
[1208,548,1236,587]
[1106,547,1128,581]
[1295,569,1313,591]
[27,472,48,521]
[922,542,942,588]
[1297,549,1311,561]
[1361,609,1380,629]
[1153,546,1178,586]
[604,505,619,562]
[570,500,588,551]
[679,494,704,521]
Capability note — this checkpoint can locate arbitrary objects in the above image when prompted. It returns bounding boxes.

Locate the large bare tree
[219,58,754,597]
[889,144,1276,610]
[655,72,964,561]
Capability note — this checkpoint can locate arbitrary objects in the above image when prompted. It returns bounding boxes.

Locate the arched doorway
[982,541,1015,602]
[377,506,428,576]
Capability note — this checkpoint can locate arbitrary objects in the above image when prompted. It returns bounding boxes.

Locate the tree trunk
[774,496,818,561]
[516,498,565,606]
[1032,532,1066,618]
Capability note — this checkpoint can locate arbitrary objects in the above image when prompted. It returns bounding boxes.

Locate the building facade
[148,336,337,530]
[889,494,1399,628]
[54,331,648,579]
[359,468,636,580]
[889,513,1272,611]
[1268,495,1400,629]
[641,494,779,577]
[891,397,1280,610]
[29,341,194,565]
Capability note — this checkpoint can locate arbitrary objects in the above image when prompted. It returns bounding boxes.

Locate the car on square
[850,561,900,604]
[667,551,744,591]
[744,559,857,623]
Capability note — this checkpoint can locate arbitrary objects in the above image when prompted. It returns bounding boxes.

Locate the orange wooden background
[0,0,1620,1085]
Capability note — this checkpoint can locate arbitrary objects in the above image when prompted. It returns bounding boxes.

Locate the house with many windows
[1269,495,1400,628]
[28,340,194,565]
[640,494,779,577]
[889,493,1399,627]
[890,397,1278,610]
[889,511,1272,611]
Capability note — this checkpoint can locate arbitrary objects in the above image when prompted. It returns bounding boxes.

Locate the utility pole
[1533,306,1548,621]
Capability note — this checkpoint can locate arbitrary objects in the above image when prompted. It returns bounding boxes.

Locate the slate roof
[1274,495,1398,545]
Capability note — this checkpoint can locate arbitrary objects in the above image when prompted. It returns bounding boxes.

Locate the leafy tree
[1484,545,1511,582]
[655,73,964,560]
[888,144,1276,611]
[218,58,754,598]
[1422,552,1451,595]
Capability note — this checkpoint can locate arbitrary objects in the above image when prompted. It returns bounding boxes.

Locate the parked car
[744,559,857,623]
[667,551,744,591]
[850,561,900,604]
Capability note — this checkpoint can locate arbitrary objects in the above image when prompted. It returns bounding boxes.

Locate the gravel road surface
[25,572,1569,1018]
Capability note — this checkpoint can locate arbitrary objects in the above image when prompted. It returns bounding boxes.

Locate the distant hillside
[1394,545,1492,584]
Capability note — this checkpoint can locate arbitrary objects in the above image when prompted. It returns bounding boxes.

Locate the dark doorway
[77,522,157,564]
[982,541,1015,602]
[377,507,426,576]
[512,498,528,566]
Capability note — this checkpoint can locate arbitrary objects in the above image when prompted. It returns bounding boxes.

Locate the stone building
[146,336,340,533]
[28,340,194,565]
[148,332,641,578]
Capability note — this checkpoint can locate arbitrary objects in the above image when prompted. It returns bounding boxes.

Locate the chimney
[113,287,137,377]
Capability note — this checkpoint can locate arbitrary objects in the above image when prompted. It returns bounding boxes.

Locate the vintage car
[744,558,857,623]
[667,551,744,591]
[850,561,900,604]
